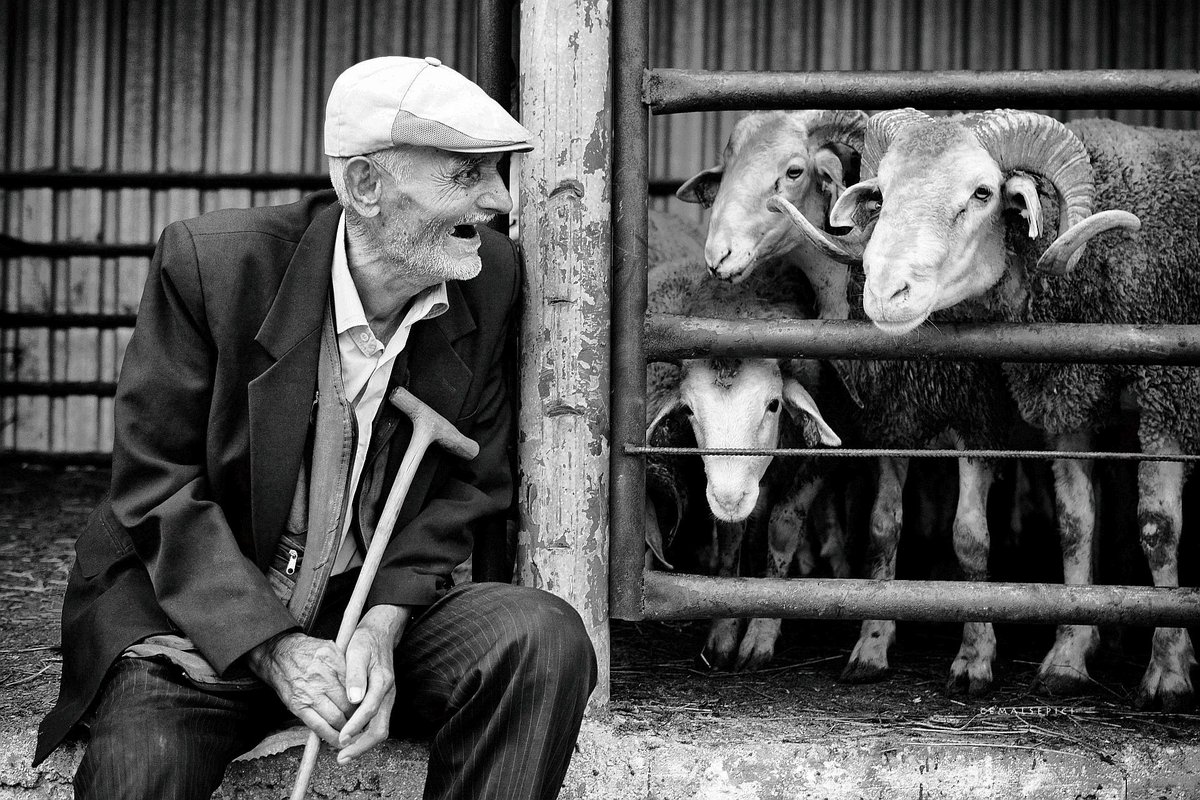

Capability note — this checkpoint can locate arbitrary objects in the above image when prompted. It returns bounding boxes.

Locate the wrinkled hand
[335,604,409,762]
[248,632,352,747]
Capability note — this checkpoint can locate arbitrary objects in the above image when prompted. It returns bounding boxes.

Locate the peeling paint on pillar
[516,0,612,709]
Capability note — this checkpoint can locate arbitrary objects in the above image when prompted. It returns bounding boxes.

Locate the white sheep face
[835,124,1014,334]
[678,113,849,283]
[679,358,784,522]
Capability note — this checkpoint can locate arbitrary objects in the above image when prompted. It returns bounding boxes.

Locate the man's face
[371,147,513,283]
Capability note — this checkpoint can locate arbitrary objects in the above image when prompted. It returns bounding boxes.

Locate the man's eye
[456,167,482,185]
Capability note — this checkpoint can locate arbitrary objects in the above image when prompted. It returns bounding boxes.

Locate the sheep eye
[766,398,781,413]
[785,166,804,180]
[973,186,993,202]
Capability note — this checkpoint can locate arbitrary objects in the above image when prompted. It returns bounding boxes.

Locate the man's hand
[336,604,411,762]
[247,632,352,747]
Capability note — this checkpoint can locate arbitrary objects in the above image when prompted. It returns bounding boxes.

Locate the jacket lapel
[384,280,477,528]
[247,202,340,569]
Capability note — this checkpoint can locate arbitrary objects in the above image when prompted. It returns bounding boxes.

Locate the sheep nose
[706,242,733,269]
[710,487,751,518]
[888,280,911,304]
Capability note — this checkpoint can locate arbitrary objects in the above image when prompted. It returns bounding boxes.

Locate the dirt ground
[3,463,1200,764]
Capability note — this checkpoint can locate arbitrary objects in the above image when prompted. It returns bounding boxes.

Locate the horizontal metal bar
[641,572,1200,627]
[645,68,1200,114]
[0,312,136,329]
[0,450,111,466]
[626,444,1200,463]
[0,170,329,191]
[649,178,683,197]
[648,316,1200,365]
[0,381,116,397]
[0,236,154,258]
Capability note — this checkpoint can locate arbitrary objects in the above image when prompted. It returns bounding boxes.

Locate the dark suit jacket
[35,190,519,765]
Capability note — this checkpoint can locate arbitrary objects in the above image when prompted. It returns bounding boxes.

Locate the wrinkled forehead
[876,123,1000,193]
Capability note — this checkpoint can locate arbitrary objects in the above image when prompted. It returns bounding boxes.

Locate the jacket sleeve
[364,239,520,609]
[110,221,298,674]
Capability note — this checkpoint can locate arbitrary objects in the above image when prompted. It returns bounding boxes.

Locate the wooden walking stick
[289,386,479,800]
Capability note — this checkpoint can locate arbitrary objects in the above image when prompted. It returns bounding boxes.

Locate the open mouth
[450,224,479,240]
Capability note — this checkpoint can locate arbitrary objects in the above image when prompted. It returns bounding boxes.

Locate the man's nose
[478,172,513,215]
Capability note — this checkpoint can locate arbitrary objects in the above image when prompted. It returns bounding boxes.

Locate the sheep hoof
[1031,668,1094,698]
[840,658,890,684]
[700,618,742,671]
[1133,647,1196,712]
[733,618,780,672]
[945,669,992,698]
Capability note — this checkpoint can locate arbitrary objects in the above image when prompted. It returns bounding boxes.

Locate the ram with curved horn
[797,107,1200,712]
[676,109,868,319]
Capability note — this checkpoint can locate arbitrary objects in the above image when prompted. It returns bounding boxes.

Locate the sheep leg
[1133,452,1195,711]
[946,457,997,697]
[813,481,852,579]
[1035,432,1101,696]
[700,518,747,670]
[842,456,908,683]
[737,476,826,671]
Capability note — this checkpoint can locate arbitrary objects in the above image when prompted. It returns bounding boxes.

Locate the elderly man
[34,56,596,800]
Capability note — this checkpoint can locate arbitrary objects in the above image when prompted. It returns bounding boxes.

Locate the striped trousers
[73,581,597,800]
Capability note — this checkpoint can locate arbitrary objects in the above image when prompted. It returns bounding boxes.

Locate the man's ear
[1003,172,1043,239]
[343,156,384,218]
[676,165,723,208]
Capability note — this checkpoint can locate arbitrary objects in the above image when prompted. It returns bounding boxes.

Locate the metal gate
[610,0,1200,628]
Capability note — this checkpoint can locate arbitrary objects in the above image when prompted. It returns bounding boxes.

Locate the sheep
[676,109,868,319]
[644,234,845,671]
[684,109,1014,695]
[782,107,1200,711]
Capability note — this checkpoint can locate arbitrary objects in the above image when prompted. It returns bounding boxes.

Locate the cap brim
[437,141,534,154]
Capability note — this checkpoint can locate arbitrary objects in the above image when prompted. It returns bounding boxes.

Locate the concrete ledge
[7,716,1200,799]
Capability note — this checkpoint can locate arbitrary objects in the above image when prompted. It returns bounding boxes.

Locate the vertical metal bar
[610,0,648,620]
[476,0,513,232]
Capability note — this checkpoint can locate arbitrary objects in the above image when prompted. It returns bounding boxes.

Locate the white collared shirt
[330,211,448,573]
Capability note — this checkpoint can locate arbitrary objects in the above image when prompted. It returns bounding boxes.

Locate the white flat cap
[324,56,533,156]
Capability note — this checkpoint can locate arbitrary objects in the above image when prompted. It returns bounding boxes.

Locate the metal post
[609,0,649,621]
[517,0,613,709]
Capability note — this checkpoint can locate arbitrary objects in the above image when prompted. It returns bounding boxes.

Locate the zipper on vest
[285,549,299,576]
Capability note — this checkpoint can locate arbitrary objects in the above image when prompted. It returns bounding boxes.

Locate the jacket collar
[248,200,480,565]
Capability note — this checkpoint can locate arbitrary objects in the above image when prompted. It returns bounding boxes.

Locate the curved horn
[1036,209,1141,275]
[802,109,868,153]
[862,108,934,178]
[968,110,1096,269]
[767,195,866,264]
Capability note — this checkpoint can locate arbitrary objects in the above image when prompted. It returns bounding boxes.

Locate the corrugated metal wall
[1,0,480,457]
[649,0,1200,221]
[2,0,1197,457]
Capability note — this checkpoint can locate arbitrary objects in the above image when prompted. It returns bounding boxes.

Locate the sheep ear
[1003,173,1043,239]
[644,496,675,570]
[676,164,723,207]
[647,387,684,437]
[782,378,842,447]
[829,179,879,230]
[813,142,861,220]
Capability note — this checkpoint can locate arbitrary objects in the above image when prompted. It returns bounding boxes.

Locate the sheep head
[647,357,840,523]
[677,110,867,283]
[782,108,1140,334]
